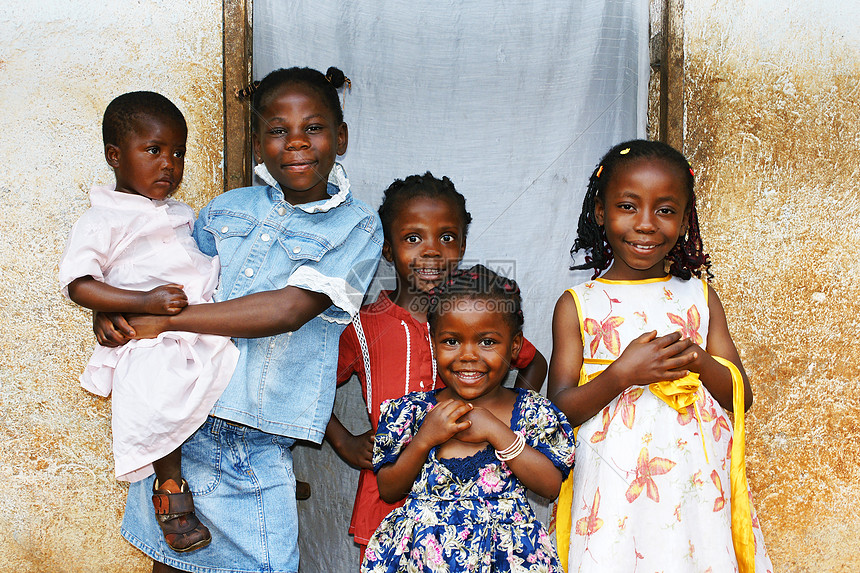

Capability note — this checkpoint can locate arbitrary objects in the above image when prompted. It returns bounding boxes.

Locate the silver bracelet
[495,431,526,462]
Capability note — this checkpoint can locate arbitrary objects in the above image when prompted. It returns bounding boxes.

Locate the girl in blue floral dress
[361,265,575,573]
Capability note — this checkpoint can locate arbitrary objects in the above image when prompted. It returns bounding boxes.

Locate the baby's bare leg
[152,447,182,485]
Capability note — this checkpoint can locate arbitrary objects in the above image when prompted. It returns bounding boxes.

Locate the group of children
[59,66,774,572]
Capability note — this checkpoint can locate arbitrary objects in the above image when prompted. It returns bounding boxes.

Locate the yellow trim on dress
[594,275,672,285]
[715,355,755,573]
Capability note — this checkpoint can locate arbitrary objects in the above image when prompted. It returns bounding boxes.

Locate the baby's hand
[613,330,697,387]
[416,399,473,449]
[143,284,188,315]
[455,406,505,444]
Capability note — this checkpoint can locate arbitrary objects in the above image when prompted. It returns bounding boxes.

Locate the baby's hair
[378,172,473,243]
[249,66,349,131]
[572,139,712,281]
[103,91,186,147]
[427,264,524,334]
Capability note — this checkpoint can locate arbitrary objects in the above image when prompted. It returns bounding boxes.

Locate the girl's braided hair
[427,264,524,333]
[378,172,472,243]
[572,139,712,281]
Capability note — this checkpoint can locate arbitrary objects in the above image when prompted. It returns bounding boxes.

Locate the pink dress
[59,185,239,482]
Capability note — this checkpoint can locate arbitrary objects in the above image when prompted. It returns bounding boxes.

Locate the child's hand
[143,284,188,315]
[415,399,473,450]
[454,406,506,444]
[674,339,708,375]
[338,429,374,470]
[611,330,697,387]
[93,311,135,347]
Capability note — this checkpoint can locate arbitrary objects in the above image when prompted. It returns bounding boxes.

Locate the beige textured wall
[0,1,223,570]
[684,1,860,571]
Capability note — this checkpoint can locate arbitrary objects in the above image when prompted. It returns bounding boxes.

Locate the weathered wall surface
[0,1,223,570]
[684,1,860,571]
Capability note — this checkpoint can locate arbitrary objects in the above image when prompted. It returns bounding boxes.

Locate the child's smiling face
[383,196,467,295]
[433,298,522,403]
[253,83,347,205]
[595,158,690,280]
[107,115,186,201]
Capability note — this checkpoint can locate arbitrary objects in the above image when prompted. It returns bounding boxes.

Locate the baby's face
[108,115,186,201]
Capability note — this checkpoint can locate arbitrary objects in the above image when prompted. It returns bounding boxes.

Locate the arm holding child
[93,286,331,342]
[125,286,332,339]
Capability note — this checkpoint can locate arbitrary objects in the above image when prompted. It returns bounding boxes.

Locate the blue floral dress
[361,388,575,573]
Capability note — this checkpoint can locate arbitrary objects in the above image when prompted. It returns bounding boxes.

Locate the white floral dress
[561,276,773,572]
[362,389,576,573]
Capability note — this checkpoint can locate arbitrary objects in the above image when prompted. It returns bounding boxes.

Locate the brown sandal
[152,478,211,553]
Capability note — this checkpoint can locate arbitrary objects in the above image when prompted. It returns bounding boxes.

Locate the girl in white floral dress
[548,140,773,572]
[362,265,575,573]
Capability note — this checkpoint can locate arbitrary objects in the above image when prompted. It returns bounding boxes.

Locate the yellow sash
[555,357,754,572]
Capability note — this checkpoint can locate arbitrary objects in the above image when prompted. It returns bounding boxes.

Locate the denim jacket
[193,163,382,442]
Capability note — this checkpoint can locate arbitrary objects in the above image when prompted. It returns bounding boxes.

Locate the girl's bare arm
[687,285,753,412]
[547,293,628,426]
[514,349,548,393]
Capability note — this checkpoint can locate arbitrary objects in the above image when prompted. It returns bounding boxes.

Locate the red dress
[337,291,537,545]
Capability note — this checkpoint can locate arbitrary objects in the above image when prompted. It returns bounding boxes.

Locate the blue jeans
[121,417,299,573]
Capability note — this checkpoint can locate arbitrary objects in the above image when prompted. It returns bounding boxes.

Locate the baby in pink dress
[59,91,238,553]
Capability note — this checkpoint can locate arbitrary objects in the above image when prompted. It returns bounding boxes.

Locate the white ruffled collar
[254,161,350,214]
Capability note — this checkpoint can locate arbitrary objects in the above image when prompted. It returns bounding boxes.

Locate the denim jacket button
[221,226,229,233]
[292,246,301,254]
[278,207,287,216]
[244,268,254,277]
[261,233,271,242]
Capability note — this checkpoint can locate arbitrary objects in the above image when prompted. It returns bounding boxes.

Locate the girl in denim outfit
[97,67,382,573]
